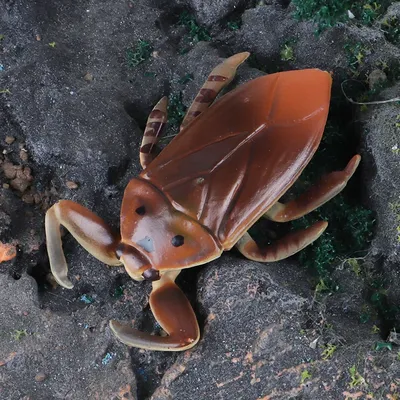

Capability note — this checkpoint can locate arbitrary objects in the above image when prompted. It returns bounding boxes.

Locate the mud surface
[1,1,400,399]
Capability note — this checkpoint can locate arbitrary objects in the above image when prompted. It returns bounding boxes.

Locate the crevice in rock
[107,158,130,186]
[363,255,400,339]
[277,0,291,8]
[27,243,49,290]
[124,100,149,131]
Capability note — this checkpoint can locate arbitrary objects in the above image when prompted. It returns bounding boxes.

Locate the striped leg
[264,155,361,222]
[140,96,168,169]
[180,52,250,130]
[236,221,328,262]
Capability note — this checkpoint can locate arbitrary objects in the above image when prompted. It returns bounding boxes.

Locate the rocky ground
[1,0,400,399]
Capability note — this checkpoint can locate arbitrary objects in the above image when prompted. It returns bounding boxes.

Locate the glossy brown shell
[140,69,332,249]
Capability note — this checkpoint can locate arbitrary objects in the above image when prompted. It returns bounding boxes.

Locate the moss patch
[288,97,375,285]
[178,11,211,43]
[293,0,394,34]
[126,40,153,68]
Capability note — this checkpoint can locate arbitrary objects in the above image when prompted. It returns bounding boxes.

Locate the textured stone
[1,0,400,398]
[0,274,137,399]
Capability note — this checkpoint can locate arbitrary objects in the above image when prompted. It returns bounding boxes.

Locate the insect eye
[135,206,146,215]
[171,235,184,247]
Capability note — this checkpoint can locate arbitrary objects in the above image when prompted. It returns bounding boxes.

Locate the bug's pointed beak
[116,243,152,281]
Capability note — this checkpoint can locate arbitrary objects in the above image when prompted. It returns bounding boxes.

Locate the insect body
[45,53,360,351]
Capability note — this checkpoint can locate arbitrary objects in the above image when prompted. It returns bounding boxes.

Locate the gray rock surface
[359,82,400,321]
[152,256,400,400]
[0,273,137,399]
[171,0,244,26]
[360,83,400,264]
[1,0,400,399]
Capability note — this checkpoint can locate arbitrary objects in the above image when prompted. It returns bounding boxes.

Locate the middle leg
[236,221,328,262]
[264,155,361,222]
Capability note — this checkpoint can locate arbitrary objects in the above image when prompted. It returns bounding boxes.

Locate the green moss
[348,365,366,388]
[300,369,312,384]
[289,117,375,283]
[293,0,393,34]
[292,200,374,282]
[382,16,400,44]
[321,343,337,359]
[371,324,380,333]
[293,0,352,33]
[126,40,152,68]
[114,285,124,298]
[12,329,27,341]
[167,92,187,129]
[178,11,211,42]
[344,42,370,75]
[280,44,295,61]
[227,20,241,31]
[359,2,383,25]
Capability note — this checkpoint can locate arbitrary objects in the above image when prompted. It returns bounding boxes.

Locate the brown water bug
[45,52,360,351]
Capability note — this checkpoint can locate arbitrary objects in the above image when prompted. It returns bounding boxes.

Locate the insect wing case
[142,69,332,249]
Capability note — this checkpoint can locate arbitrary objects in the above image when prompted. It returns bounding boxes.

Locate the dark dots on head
[135,206,146,215]
[171,235,184,247]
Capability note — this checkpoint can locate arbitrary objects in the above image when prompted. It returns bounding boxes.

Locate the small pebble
[5,136,15,144]
[83,72,93,82]
[33,193,41,204]
[22,193,34,204]
[66,180,79,189]
[19,149,28,162]
[3,183,10,189]
[35,372,47,382]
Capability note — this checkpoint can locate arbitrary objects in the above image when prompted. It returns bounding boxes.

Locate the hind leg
[236,221,328,262]
[180,52,250,130]
[138,52,250,167]
[139,96,168,169]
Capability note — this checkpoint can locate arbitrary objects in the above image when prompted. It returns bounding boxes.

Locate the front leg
[45,200,122,289]
[110,270,200,351]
